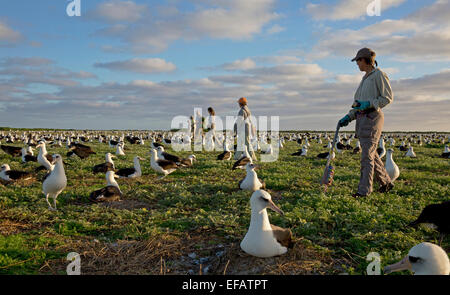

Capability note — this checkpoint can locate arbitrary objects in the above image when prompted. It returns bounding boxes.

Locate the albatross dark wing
[93,162,114,173]
[232,157,251,170]
[45,154,54,162]
[270,224,294,249]
[179,158,193,167]
[89,186,122,203]
[1,145,22,157]
[72,146,96,159]
[408,201,450,234]
[291,150,303,156]
[24,154,37,162]
[116,168,136,177]
[217,151,231,160]
[162,152,181,163]
[238,177,244,189]
[157,159,178,170]
[317,152,329,159]
[6,170,32,180]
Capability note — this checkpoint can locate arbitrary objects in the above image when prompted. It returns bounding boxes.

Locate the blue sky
[0,0,449,131]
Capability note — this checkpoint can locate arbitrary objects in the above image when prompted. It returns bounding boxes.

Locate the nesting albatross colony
[0,129,448,275]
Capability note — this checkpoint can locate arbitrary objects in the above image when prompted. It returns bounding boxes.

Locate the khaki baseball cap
[351,48,376,62]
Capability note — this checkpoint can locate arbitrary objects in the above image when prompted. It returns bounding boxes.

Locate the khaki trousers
[355,110,391,195]
[234,123,257,160]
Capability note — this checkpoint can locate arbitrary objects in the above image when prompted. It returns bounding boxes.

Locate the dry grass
[98,199,156,211]
[0,219,34,236]
[39,231,337,275]
[210,239,336,275]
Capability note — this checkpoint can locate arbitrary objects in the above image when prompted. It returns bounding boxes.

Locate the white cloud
[187,0,279,39]
[266,24,285,34]
[307,0,450,61]
[0,21,22,46]
[335,73,364,84]
[222,58,256,71]
[382,67,399,76]
[0,53,448,131]
[0,57,97,89]
[92,0,279,53]
[94,58,176,74]
[92,0,148,23]
[306,0,406,21]
[255,55,302,64]
[0,57,53,67]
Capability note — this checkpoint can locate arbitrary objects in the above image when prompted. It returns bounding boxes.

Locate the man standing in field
[234,97,257,161]
[338,48,394,197]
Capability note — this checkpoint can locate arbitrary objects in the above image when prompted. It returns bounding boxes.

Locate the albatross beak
[384,255,411,274]
[267,199,284,215]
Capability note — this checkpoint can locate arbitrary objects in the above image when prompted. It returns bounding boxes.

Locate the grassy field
[0,133,449,275]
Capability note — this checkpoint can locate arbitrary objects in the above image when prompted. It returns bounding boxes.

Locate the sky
[0,0,449,131]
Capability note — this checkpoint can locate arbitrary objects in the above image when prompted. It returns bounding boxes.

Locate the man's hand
[338,115,351,127]
[352,100,371,111]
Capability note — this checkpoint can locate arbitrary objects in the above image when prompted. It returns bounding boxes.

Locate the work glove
[338,115,351,127]
[352,100,371,111]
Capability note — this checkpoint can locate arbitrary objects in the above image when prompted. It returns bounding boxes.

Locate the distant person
[234,97,257,160]
[338,48,394,197]
[189,115,194,136]
[194,110,203,148]
[207,107,216,133]
[204,107,217,150]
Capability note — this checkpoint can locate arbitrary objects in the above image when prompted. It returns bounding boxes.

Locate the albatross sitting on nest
[68,142,96,159]
[116,156,144,178]
[150,149,179,179]
[232,145,253,170]
[116,142,126,156]
[240,190,293,258]
[21,147,37,163]
[89,170,122,203]
[179,155,196,167]
[217,144,232,161]
[156,146,182,164]
[93,153,116,174]
[405,145,417,157]
[0,164,33,182]
[0,144,22,157]
[291,145,307,156]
